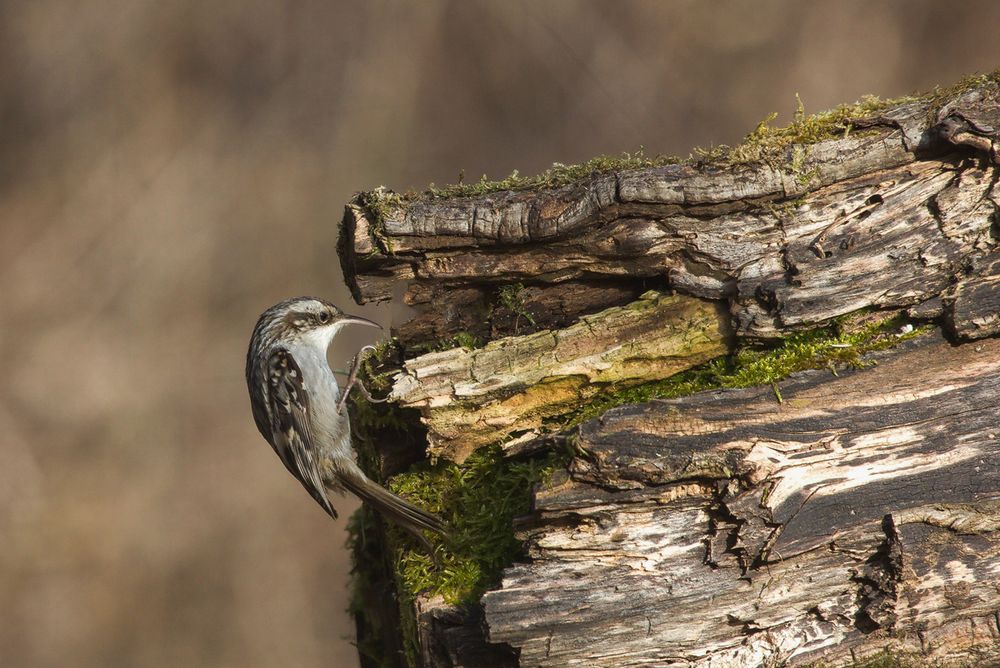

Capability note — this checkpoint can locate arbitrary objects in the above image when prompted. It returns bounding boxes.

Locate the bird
[245,296,446,538]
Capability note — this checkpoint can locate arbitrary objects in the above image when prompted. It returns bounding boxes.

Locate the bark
[391,292,728,463]
[344,73,1000,667]
[340,79,1000,349]
[484,332,1000,667]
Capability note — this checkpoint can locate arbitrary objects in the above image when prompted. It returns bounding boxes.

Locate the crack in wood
[479,333,1000,666]
[348,74,1000,668]
[342,80,1000,350]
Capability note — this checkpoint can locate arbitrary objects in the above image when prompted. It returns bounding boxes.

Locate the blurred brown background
[1,1,997,666]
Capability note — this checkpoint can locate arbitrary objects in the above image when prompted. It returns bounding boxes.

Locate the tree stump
[342,71,1000,667]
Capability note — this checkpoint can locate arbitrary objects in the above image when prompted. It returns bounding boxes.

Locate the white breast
[286,342,353,461]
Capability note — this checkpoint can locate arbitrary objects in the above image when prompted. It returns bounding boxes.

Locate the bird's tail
[337,471,447,538]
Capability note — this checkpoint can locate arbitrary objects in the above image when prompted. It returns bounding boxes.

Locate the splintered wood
[390,292,726,463]
[343,74,1000,667]
[483,333,1000,666]
[340,81,1000,348]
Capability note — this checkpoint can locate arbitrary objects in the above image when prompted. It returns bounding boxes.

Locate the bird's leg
[337,345,389,413]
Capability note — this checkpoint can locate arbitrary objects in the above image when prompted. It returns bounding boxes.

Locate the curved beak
[338,313,383,330]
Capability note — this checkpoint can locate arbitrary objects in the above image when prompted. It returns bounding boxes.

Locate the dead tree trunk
[341,72,1000,667]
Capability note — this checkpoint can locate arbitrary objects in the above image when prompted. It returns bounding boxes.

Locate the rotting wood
[398,279,659,352]
[343,72,1000,668]
[339,76,1000,349]
[482,332,1000,667]
[390,291,727,463]
[414,595,518,668]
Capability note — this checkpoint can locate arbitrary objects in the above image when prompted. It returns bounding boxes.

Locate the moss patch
[357,188,402,255]
[495,281,537,334]
[806,648,927,668]
[347,345,433,668]
[387,446,561,606]
[347,341,561,660]
[421,148,680,199]
[346,506,408,668]
[373,68,1000,204]
[434,330,484,352]
[558,311,931,429]
[695,92,913,167]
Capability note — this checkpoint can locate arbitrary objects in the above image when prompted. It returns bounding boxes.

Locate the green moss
[695,92,917,166]
[349,69,1000,261]
[357,188,401,255]
[420,148,680,199]
[467,70,991,201]
[411,87,903,199]
[411,91,915,201]
[496,281,537,333]
[559,311,931,428]
[923,68,1000,119]
[790,144,819,188]
[431,331,484,352]
[402,331,485,357]
[348,341,561,655]
[345,507,398,668]
[348,502,425,668]
[348,345,434,667]
[387,446,561,606]
[805,648,926,668]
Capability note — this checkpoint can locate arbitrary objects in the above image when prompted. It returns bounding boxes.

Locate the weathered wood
[344,72,1000,668]
[415,596,518,668]
[340,78,1000,349]
[398,279,658,350]
[482,332,1000,666]
[391,292,727,463]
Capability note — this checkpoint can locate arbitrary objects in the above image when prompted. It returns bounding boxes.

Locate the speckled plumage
[246,297,445,536]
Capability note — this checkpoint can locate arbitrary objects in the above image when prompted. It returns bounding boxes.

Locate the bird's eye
[318,311,330,324]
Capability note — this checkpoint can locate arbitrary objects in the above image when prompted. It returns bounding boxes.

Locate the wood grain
[482,333,1000,666]
[344,74,1000,667]
[340,79,1000,348]
[390,292,727,462]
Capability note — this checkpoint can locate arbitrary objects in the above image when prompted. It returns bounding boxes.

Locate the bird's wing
[265,348,338,518]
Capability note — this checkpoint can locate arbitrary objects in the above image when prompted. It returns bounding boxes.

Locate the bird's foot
[336,345,390,413]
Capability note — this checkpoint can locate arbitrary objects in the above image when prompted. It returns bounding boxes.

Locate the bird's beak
[338,314,383,330]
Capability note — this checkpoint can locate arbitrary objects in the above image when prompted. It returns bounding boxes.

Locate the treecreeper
[245,296,445,539]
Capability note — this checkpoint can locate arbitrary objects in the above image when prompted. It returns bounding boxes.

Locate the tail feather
[338,472,447,537]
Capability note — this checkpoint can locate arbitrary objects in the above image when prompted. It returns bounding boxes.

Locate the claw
[337,345,389,413]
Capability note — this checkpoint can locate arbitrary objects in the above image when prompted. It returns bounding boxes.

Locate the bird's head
[250,296,382,352]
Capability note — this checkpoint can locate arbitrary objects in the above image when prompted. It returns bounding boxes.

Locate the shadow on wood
[344,71,1000,667]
